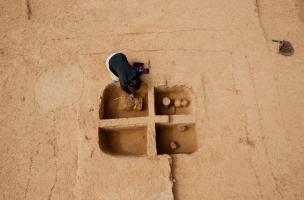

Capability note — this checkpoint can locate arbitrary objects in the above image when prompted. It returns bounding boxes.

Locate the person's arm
[120,82,132,94]
[122,83,136,98]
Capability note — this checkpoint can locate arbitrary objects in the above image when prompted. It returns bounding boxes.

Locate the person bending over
[105,52,142,96]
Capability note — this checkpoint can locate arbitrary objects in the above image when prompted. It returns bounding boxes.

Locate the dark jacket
[109,53,138,94]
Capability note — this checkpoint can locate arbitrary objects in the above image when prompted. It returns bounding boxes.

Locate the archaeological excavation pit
[156,123,197,155]
[98,83,197,156]
[154,86,192,115]
[100,83,148,119]
[98,126,147,156]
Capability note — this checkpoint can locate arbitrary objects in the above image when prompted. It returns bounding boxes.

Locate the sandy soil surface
[1,0,304,199]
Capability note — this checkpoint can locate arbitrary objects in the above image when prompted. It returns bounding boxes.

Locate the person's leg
[105,52,119,83]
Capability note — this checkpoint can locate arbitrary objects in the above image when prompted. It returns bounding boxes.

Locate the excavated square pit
[98,83,197,156]
[154,86,192,115]
[98,126,147,156]
[156,123,197,154]
[100,83,148,119]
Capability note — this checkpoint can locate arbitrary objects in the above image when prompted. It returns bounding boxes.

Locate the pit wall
[98,83,197,156]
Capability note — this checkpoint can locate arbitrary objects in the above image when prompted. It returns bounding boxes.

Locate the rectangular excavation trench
[100,83,148,119]
[154,86,192,115]
[156,123,197,155]
[98,126,147,156]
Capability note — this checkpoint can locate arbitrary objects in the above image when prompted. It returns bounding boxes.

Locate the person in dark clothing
[105,53,141,95]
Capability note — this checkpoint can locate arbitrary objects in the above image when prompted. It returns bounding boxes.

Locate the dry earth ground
[1,0,304,199]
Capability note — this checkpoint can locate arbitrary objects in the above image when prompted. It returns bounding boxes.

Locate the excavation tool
[272,40,294,56]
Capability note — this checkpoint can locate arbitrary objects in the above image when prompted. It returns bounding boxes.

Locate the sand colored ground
[1,0,304,199]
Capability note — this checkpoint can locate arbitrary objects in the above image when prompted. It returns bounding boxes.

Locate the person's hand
[128,86,136,95]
